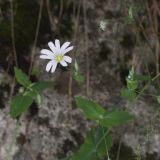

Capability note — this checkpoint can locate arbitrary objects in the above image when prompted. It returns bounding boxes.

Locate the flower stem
[136,72,160,100]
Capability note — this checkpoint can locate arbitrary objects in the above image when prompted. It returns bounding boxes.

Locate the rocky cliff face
[0,0,159,159]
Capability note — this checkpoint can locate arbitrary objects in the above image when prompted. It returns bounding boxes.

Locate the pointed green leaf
[121,89,136,101]
[14,67,32,88]
[31,81,53,92]
[75,96,106,120]
[93,126,112,156]
[157,96,160,104]
[100,111,134,127]
[67,127,112,160]
[135,75,151,82]
[73,73,85,84]
[35,93,42,105]
[127,79,138,90]
[10,94,33,118]
[26,81,53,98]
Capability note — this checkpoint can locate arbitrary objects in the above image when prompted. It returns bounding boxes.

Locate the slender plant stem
[83,0,90,96]
[116,138,122,160]
[47,0,56,32]
[152,72,160,81]
[101,125,110,160]
[8,3,18,159]
[68,1,81,111]
[58,0,63,20]
[135,91,157,98]
[95,126,110,151]
[6,120,20,160]
[9,0,18,104]
[136,72,160,100]
[29,0,43,76]
[10,0,18,67]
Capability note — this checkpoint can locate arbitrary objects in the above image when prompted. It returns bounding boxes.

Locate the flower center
[56,54,63,62]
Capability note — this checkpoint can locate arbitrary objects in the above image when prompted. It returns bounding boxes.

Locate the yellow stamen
[56,54,63,62]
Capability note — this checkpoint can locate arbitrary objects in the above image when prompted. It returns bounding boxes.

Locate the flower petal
[48,42,57,54]
[60,60,68,67]
[55,39,61,54]
[51,62,58,73]
[46,60,55,72]
[64,56,72,63]
[40,49,53,56]
[61,42,70,53]
[63,46,74,54]
[40,55,54,60]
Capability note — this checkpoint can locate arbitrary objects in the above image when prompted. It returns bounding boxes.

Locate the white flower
[40,39,73,73]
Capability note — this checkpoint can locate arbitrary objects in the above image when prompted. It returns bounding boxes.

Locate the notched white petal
[60,60,68,67]
[61,42,70,52]
[55,39,61,54]
[40,49,53,56]
[64,56,72,63]
[40,55,54,60]
[46,60,54,72]
[51,62,58,73]
[48,42,57,53]
[63,46,74,54]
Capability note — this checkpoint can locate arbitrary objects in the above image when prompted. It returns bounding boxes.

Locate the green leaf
[127,79,138,90]
[14,67,32,88]
[74,60,79,72]
[35,93,42,105]
[73,60,84,84]
[31,68,40,76]
[126,68,138,90]
[93,126,112,156]
[10,94,33,118]
[68,127,112,160]
[75,96,106,120]
[157,96,160,104]
[27,81,53,98]
[135,75,151,82]
[31,81,53,92]
[100,111,134,127]
[73,73,85,84]
[124,16,135,24]
[121,89,136,101]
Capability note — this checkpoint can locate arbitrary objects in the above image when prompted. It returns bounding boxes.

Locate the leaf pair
[63,127,112,160]
[64,96,133,160]
[10,94,33,118]
[10,67,53,118]
[75,96,133,128]
[63,126,112,160]
[121,68,151,101]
